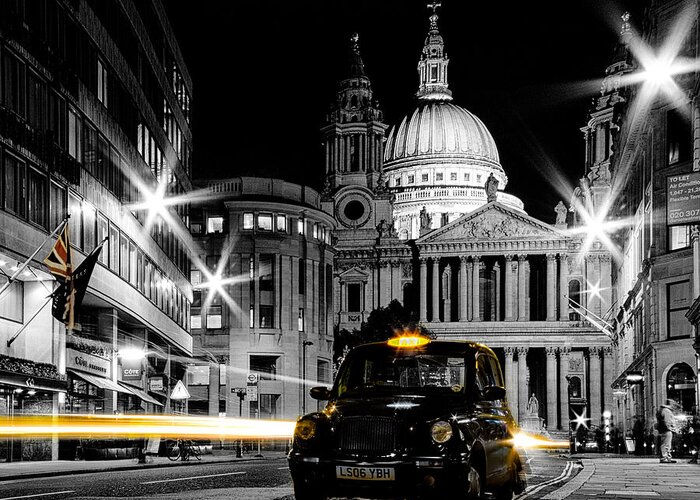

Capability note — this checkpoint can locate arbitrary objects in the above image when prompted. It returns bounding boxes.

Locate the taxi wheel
[466,464,485,499]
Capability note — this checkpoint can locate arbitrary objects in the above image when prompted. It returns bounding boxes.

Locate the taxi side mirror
[481,385,506,401]
[310,386,331,401]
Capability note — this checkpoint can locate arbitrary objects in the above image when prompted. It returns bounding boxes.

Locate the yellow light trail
[0,414,295,440]
[510,431,570,450]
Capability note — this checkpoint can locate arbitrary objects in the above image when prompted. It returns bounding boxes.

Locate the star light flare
[509,431,570,450]
[571,409,590,430]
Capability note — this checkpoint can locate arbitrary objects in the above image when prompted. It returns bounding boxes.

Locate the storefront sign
[667,172,700,225]
[66,349,110,378]
[148,377,164,392]
[0,370,67,392]
[121,357,142,381]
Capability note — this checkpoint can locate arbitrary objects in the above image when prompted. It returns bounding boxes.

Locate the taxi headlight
[430,420,453,444]
[295,419,317,441]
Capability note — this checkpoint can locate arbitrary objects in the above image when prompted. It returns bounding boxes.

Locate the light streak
[571,409,590,430]
[0,414,295,439]
[509,431,569,449]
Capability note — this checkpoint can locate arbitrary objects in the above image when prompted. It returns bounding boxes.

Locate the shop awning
[67,370,132,394]
[118,382,163,407]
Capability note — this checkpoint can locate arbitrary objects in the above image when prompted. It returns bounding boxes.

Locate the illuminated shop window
[276,215,287,232]
[243,213,254,229]
[668,225,690,251]
[207,216,223,234]
[258,214,272,231]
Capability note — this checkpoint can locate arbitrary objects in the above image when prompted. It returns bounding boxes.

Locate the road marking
[277,466,289,470]
[542,459,594,500]
[0,492,75,500]
[516,461,574,499]
[604,492,659,497]
[141,471,246,485]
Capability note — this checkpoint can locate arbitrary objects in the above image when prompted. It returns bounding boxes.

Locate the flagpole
[6,297,52,347]
[0,217,70,300]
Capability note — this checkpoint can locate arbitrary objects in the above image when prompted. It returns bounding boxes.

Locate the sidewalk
[545,455,700,500]
[0,450,288,481]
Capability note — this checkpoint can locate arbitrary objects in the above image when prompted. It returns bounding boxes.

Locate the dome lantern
[416,2,452,102]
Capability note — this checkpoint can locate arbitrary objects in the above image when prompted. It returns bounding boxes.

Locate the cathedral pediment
[337,266,370,281]
[417,202,567,243]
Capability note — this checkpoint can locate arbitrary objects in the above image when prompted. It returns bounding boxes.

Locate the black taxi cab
[288,336,526,499]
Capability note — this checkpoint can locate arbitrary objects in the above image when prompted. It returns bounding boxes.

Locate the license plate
[336,465,395,481]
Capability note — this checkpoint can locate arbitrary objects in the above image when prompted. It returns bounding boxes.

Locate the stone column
[589,346,603,426]
[546,347,558,430]
[380,262,392,307]
[505,255,515,321]
[517,347,529,422]
[546,253,557,321]
[559,347,570,431]
[459,256,468,321]
[391,261,402,304]
[505,347,517,421]
[494,262,501,321]
[466,258,473,320]
[472,256,481,321]
[431,257,440,322]
[517,255,528,321]
[442,265,452,322]
[559,254,569,321]
[419,258,428,322]
[603,346,614,417]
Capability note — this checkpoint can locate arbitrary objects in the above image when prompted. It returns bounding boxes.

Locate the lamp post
[302,340,314,415]
[626,371,645,455]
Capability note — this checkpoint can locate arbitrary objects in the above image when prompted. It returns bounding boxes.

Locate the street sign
[246,373,258,385]
[247,385,258,402]
[170,380,191,400]
[667,172,700,225]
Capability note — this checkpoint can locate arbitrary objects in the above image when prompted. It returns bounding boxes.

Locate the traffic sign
[246,373,258,385]
[170,380,191,400]
[247,385,258,402]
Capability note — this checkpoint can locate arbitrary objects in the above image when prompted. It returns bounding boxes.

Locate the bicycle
[167,439,201,461]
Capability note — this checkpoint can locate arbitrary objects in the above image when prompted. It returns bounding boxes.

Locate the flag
[50,239,105,329]
[43,224,72,282]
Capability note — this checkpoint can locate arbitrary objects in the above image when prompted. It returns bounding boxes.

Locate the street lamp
[626,371,645,419]
[301,340,314,415]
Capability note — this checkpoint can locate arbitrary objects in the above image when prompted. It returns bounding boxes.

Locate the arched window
[666,363,696,413]
[568,376,582,399]
[568,280,581,321]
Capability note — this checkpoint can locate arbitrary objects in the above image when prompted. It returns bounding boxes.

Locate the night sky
[165,0,641,222]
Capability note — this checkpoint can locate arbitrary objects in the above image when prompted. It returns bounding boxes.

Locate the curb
[0,455,281,482]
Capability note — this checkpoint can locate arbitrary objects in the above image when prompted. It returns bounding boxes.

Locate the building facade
[0,0,193,460]
[593,2,700,437]
[189,178,335,421]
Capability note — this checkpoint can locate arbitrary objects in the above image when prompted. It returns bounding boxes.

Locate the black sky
[164,0,641,222]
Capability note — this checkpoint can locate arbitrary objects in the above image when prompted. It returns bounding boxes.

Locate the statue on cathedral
[321,175,332,198]
[419,206,432,231]
[554,201,567,227]
[376,219,389,238]
[485,173,499,203]
[527,393,540,417]
[374,169,388,194]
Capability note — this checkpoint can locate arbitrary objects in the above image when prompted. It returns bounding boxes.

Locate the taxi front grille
[337,416,398,454]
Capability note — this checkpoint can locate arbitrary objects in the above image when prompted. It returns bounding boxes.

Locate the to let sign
[667,172,700,225]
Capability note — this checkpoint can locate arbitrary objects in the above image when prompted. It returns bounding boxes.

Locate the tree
[333,300,433,368]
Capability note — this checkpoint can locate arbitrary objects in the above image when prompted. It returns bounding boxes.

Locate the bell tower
[321,34,387,191]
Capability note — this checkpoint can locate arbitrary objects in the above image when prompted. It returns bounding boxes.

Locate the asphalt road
[0,450,575,499]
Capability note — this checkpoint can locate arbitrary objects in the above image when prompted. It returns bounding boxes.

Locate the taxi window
[336,353,467,397]
[475,353,504,390]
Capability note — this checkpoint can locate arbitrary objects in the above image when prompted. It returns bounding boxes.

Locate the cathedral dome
[384,101,501,168]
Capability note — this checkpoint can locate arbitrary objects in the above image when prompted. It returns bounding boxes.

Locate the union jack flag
[43,224,73,282]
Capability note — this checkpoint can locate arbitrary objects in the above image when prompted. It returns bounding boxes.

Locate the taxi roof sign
[387,336,430,348]
[170,380,191,400]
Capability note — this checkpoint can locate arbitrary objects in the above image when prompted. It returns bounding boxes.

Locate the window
[668,225,690,251]
[667,281,691,339]
[0,280,23,323]
[207,305,222,329]
[276,215,287,232]
[258,214,273,231]
[27,168,47,228]
[49,182,66,231]
[3,154,26,217]
[298,308,305,331]
[191,290,202,329]
[436,172,443,181]
[313,223,318,239]
[27,71,46,129]
[2,51,25,116]
[119,234,129,279]
[259,254,274,292]
[109,224,119,272]
[298,259,306,294]
[477,174,482,183]
[347,283,362,312]
[187,365,210,386]
[190,270,202,286]
[242,213,254,229]
[219,364,227,385]
[129,241,137,287]
[317,360,331,384]
[395,177,402,187]
[450,172,457,181]
[259,305,274,328]
[421,173,429,182]
[464,173,470,181]
[190,222,203,234]
[68,108,81,160]
[97,215,109,265]
[97,59,108,106]
[68,193,82,249]
[83,123,97,175]
[207,216,223,234]
[250,355,278,381]
[249,306,254,328]
[667,109,691,165]
[297,218,305,235]
[408,175,414,184]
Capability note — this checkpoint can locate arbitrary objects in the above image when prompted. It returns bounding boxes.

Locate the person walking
[656,399,677,463]
[689,412,700,464]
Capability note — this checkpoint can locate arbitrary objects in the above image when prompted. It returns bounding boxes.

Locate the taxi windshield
[335,351,468,398]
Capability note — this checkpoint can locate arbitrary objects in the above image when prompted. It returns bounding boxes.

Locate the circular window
[344,200,365,221]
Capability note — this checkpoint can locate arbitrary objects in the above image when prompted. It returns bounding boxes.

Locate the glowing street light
[118,348,147,361]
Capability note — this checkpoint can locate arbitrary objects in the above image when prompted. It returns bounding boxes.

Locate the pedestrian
[656,399,677,463]
[689,412,700,464]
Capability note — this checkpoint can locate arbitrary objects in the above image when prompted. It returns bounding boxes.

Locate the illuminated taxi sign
[387,336,430,348]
